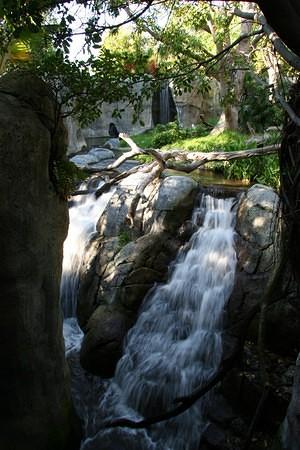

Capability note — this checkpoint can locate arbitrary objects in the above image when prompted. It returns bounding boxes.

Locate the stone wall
[172,79,221,128]
[66,81,221,154]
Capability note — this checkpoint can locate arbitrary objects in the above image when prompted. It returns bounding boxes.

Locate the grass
[163,130,249,152]
[120,129,157,149]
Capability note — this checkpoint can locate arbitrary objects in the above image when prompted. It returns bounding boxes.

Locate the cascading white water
[62,182,114,382]
[76,194,237,450]
[60,182,114,318]
[159,84,171,124]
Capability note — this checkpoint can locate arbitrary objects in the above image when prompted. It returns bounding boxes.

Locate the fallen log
[71,134,279,198]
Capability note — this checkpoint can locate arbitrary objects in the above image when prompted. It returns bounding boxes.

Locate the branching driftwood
[116,133,279,172]
[72,133,279,227]
[73,134,278,194]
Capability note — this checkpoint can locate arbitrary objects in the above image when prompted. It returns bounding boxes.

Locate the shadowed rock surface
[0,72,80,450]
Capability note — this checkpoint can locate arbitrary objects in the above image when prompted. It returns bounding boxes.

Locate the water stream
[62,192,237,450]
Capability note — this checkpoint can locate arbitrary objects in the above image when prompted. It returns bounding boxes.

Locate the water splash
[79,194,237,450]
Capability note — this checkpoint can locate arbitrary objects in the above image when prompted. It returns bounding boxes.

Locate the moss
[118,231,132,249]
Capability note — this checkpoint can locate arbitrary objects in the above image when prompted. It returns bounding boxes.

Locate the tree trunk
[280,79,300,279]
[211,4,253,133]
[276,78,300,449]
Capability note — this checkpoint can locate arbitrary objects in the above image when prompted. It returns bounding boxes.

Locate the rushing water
[62,193,237,450]
[61,189,236,450]
[60,182,114,318]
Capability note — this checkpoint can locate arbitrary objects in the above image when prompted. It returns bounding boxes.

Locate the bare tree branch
[72,142,279,198]
[103,353,238,430]
[119,133,166,170]
[165,144,279,172]
[234,8,300,70]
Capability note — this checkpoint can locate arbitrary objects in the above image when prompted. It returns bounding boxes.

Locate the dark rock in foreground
[0,72,81,450]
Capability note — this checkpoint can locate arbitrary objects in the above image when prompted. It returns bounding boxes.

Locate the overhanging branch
[234,8,300,70]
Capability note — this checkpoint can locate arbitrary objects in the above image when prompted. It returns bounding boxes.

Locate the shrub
[152,121,208,147]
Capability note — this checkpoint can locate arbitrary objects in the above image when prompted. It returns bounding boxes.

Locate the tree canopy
[1,1,300,128]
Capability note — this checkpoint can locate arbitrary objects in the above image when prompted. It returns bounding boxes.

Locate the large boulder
[78,174,198,376]
[227,184,282,332]
[0,72,80,450]
[227,184,300,354]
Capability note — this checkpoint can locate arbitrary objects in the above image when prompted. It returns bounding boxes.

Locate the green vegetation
[0,1,288,191]
[51,159,87,199]
[223,154,279,189]
[126,124,280,189]
[118,231,132,249]
[120,121,211,149]
[239,73,285,133]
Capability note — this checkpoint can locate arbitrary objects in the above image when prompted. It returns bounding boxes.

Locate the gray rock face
[64,115,87,155]
[75,80,220,149]
[228,184,300,356]
[227,184,282,331]
[80,304,133,377]
[144,176,198,233]
[70,148,115,168]
[78,175,198,376]
[0,73,80,450]
[103,138,120,149]
[172,80,221,127]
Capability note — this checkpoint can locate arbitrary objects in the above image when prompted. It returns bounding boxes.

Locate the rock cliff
[0,72,80,450]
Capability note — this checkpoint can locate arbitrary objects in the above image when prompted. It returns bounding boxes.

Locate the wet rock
[201,423,228,449]
[80,305,133,377]
[70,148,116,169]
[78,232,180,376]
[70,153,100,166]
[89,147,115,160]
[143,175,198,233]
[103,137,120,149]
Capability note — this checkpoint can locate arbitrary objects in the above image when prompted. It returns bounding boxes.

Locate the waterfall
[60,183,113,318]
[73,194,237,450]
[159,84,171,124]
[61,183,114,371]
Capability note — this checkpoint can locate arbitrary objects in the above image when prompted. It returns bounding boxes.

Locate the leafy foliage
[0,0,295,153]
[223,154,279,189]
[166,130,280,188]
[239,73,285,132]
[151,122,208,147]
